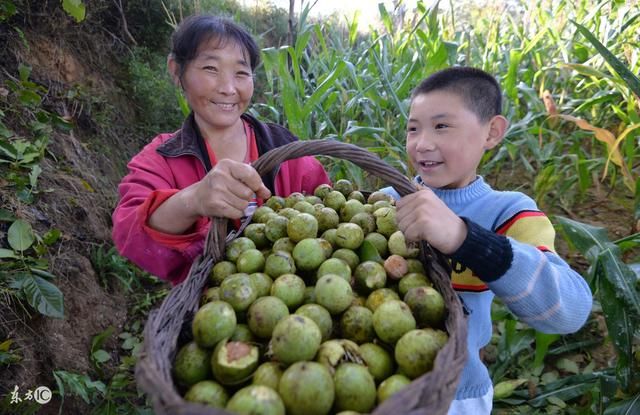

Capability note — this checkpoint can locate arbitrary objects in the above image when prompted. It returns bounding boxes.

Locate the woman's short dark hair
[170,15,260,76]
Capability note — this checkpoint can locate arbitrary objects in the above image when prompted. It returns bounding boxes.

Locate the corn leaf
[572,20,640,98]
[549,114,635,191]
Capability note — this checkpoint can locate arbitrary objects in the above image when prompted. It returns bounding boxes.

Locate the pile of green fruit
[173,180,448,415]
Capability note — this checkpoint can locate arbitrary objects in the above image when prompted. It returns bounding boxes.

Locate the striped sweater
[382,176,592,404]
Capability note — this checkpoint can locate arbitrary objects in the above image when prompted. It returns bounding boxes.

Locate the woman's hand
[148,159,271,235]
[396,188,467,255]
[190,159,272,219]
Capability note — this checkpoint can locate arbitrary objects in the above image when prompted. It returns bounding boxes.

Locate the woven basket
[135,139,468,415]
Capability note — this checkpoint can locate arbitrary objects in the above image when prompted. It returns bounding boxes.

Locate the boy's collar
[415,175,482,189]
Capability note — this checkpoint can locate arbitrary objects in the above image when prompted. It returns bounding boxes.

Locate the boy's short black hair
[411,67,502,122]
[170,15,260,75]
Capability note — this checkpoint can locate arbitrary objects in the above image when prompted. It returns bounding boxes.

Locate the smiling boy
[382,67,593,414]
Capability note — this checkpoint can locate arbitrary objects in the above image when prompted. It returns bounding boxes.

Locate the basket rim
[135,139,468,415]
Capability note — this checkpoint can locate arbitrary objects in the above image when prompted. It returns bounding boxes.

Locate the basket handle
[203,139,419,259]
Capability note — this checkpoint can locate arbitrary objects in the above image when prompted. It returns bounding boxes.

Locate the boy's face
[406,90,503,189]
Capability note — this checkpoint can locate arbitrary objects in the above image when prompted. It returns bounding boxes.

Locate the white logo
[33,386,52,404]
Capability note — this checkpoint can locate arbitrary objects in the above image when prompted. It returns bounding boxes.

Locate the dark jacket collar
[156,112,300,193]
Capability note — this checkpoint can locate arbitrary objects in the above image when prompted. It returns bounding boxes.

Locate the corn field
[254,0,640,412]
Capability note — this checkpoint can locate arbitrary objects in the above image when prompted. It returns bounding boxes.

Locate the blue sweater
[382,176,592,402]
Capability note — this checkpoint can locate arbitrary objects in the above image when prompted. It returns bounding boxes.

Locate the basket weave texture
[135,139,468,415]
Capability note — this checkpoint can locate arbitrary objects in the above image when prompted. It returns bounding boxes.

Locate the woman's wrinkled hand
[190,159,271,219]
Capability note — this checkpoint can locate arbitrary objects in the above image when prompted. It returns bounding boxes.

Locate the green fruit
[236,249,265,274]
[192,301,237,348]
[252,206,276,223]
[285,192,306,208]
[278,207,300,219]
[252,362,284,390]
[249,272,272,297]
[184,380,228,408]
[316,238,333,259]
[173,341,211,387]
[211,339,259,385]
[372,300,416,344]
[404,286,446,328]
[317,258,351,282]
[406,258,426,274]
[388,231,419,258]
[287,213,318,242]
[398,272,431,297]
[333,363,376,413]
[340,306,375,344]
[265,196,286,211]
[340,199,365,222]
[230,324,256,343]
[226,237,257,262]
[348,190,365,203]
[247,296,289,338]
[331,248,360,271]
[351,295,366,307]
[244,223,269,249]
[201,286,221,305]
[270,274,306,309]
[305,195,323,205]
[293,200,315,214]
[271,315,322,364]
[335,223,364,250]
[314,183,333,200]
[334,179,355,197]
[377,374,411,403]
[315,274,353,315]
[314,207,340,233]
[359,343,394,382]
[324,190,347,212]
[321,228,337,247]
[210,261,237,286]
[367,191,394,205]
[292,238,327,271]
[265,215,289,242]
[394,328,447,379]
[316,339,363,371]
[373,200,393,211]
[365,288,400,312]
[350,212,376,235]
[295,303,333,341]
[303,286,316,304]
[363,232,388,257]
[219,273,257,312]
[265,251,296,278]
[373,207,397,237]
[278,361,335,415]
[354,261,387,293]
[226,385,285,415]
[272,237,295,253]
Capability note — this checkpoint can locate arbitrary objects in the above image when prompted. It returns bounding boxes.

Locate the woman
[112,15,330,285]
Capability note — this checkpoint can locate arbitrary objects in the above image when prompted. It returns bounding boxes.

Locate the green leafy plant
[53,370,106,411]
[557,217,640,395]
[0,217,64,318]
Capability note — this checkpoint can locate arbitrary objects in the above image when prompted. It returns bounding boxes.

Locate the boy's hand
[396,188,467,255]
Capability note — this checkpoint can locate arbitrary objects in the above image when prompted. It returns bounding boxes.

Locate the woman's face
[173,38,254,136]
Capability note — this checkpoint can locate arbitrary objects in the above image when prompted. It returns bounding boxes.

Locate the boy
[382,67,592,414]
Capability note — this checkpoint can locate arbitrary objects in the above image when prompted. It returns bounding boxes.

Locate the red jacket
[112,113,330,284]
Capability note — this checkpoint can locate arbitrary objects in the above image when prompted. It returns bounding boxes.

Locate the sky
[255,0,422,27]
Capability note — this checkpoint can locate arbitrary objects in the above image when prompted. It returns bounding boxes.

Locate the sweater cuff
[450,217,513,282]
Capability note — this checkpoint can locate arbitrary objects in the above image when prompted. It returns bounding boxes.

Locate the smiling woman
[111,15,331,285]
